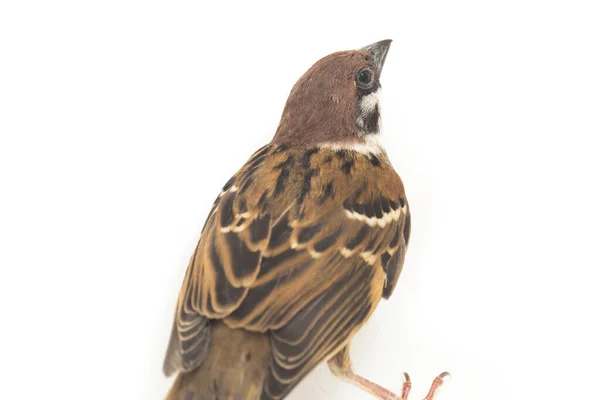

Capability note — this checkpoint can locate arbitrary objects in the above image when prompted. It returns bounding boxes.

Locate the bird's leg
[328,346,409,400]
[327,346,449,400]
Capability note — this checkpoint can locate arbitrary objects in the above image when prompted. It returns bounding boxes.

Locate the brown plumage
[163,40,447,400]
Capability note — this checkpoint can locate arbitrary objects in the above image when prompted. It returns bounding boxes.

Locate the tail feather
[165,322,270,400]
[163,321,183,377]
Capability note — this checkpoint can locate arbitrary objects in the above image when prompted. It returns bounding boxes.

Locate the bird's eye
[356,68,374,88]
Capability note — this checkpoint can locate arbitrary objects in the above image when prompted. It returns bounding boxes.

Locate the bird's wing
[382,199,410,299]
[164,145,410,398]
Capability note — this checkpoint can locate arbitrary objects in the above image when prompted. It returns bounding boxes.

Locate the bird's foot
[339,370,450,400]
[401,371,451,400]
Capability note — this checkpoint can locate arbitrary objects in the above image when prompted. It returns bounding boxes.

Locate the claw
[400,372,412,400]
[423,371,451,400]
[438,371,451,381]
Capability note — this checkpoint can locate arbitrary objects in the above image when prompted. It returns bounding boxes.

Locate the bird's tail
[165,321,271,400]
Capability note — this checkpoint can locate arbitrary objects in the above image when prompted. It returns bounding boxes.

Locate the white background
[1,1,599,399]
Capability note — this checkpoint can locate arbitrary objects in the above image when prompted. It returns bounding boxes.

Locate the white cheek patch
[358,88,381,116]
[357,88,382,136]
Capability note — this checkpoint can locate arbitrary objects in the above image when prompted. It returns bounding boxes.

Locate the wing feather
[164,146,411,398]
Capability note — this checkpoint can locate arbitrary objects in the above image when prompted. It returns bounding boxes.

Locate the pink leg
[327,346,450,400]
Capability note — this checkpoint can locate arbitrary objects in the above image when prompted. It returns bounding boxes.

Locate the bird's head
[273,40,392,154]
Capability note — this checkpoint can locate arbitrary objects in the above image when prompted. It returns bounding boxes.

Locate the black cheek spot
[363,105,380,133]
[369,156,382,167]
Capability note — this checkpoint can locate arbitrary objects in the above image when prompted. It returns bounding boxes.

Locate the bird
[162,39,449,400]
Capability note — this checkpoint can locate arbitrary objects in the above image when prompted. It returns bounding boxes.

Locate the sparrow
[163,40,449,400]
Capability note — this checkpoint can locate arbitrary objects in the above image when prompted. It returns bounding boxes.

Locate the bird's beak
[360,39,392,77]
